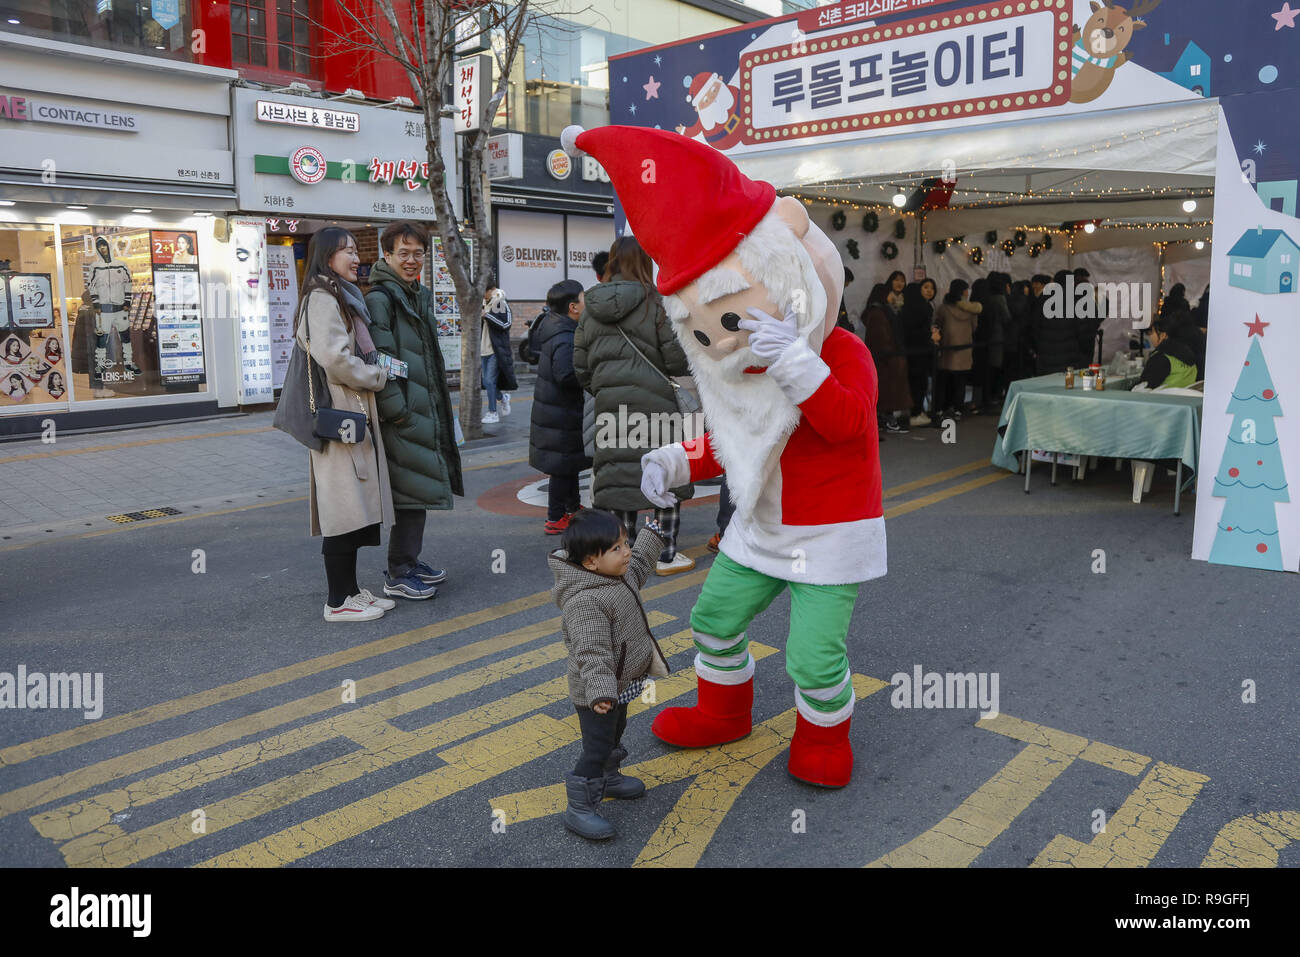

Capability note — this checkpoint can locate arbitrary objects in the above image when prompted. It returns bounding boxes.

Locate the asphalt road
[0,410,1296,869]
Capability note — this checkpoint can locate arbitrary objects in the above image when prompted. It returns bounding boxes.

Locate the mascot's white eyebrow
[695,266,751,306]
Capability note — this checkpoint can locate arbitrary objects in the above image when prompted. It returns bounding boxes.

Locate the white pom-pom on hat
[560,125,586,159]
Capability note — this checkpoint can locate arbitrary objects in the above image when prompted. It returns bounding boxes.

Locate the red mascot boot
[651,676,753,747]
[787,713,853,787]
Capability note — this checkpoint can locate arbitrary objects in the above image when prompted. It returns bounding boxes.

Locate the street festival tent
[606,0,1300,573]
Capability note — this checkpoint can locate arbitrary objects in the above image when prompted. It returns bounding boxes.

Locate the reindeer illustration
[1069,0,1162,104]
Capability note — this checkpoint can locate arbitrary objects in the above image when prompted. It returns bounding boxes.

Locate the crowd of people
[849,267,1210,433]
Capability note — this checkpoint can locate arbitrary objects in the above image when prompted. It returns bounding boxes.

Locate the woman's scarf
[335,274,378,363]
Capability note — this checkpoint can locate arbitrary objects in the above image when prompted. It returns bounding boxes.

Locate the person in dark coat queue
[900,279,937,426]
[862,282,912,434]
[530,279,592,535]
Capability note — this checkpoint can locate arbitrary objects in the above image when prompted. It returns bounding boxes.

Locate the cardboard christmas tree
[1209,319,1287,571]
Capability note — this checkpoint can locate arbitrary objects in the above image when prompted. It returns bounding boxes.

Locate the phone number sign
[740,0,1073,144]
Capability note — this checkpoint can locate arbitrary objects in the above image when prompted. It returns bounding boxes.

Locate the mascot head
[562,125,845,519]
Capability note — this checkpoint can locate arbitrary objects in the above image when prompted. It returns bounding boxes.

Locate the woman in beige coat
[933,278,982,419]
[295,227,396,623]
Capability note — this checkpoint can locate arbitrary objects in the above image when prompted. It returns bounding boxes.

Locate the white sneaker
[323,595,384,622]
[481,411,500,424]
[655,553,696,576]
[356,588,396,611]
[499,394,511,416]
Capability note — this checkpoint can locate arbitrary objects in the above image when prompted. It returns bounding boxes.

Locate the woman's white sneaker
[655,553,696,576]
[323,595,384,622]
[356,588,396,611]
[499,394,511,416]
[481,411,500,424]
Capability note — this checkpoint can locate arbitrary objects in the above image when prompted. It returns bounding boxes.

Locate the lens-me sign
[742,0,1070,143]
[0,93,138,132]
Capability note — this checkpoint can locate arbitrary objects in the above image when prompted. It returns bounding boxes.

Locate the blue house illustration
[1148,34,1211,97]
[1227,227,1300,295]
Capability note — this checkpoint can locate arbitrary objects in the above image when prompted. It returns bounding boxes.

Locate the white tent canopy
[736,98,1220,248]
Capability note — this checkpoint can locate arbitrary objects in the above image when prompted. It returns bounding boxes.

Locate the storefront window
[0,1,195,63]
[499,19,642,136]
[233,0,316,78]
[59,224,208,401]
[0,224,65,408]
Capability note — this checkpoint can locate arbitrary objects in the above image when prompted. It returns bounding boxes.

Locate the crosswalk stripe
[1202,812,1300,867]
[195,642,782,868]
[44,629,701,867]
[0,606,681,817]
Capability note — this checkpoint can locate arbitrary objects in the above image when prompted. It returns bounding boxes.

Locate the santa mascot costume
[561,124,885,787]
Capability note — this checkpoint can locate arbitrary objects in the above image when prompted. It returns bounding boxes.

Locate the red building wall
[193,0,415,101]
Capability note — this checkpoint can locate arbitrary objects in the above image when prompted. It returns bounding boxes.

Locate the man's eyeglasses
[397,251,427,263]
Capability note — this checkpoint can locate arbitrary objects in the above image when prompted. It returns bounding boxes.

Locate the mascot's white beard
[666,210,828,522]
[696,81,734,130]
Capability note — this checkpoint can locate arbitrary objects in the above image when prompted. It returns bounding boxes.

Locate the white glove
[640,459,678,508]
[736,306,800,364]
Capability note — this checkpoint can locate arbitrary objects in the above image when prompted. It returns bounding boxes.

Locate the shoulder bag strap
[616,325,690,397]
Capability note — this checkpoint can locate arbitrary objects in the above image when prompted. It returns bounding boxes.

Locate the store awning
[0,172,237,212]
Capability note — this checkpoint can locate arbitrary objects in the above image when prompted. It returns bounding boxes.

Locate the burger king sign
[545,148,571,181]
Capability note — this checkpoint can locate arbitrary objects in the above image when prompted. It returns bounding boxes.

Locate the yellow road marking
[884,471,1013,519]
[1033,761,1210,867]
[1202,812,1300,867]
[883,459,991,499]
[868,738,1086,868]
[196,642,781,869]
[0,426,274,464]
[41,627,695,867]
[0,563,709,775]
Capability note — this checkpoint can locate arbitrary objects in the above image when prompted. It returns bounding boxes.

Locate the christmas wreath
[985,230,998,246]
[831,209,847,231]
[1014,229,1027,247]
[863,211,879,233]
[894,218,907,239]
[1001,239,1016,256]
[845,238,861,259]
[933,240,948,255]
[970,246,984,265]
[881,240,899,260]
[1029,243,1043,258]
[1043,233,1053,250]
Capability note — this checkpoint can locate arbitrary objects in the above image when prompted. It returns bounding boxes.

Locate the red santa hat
[684,71,720,105]
[560,124,775,296]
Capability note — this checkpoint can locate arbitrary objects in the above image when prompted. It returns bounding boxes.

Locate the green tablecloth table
[990,374,1203,513]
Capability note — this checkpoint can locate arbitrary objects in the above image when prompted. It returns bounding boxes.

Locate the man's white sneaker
[481,411,500,424]
[655,553,696,576]
[499,394,511,416]
[356,588,396,611]
[323,595,384,622]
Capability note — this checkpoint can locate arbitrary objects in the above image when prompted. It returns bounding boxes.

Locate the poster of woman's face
[4,372,27,400]
[45,371,65,399]
[2,337,26,364]
[231,220,267,315]
[153,230,199,266]
[24,360,52,383]
[44,338,62,363]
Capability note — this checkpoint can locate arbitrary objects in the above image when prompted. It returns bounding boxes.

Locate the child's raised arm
[626,524,669,589]
[565,596,618,708]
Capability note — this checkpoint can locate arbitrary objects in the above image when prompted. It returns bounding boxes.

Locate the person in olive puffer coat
[573,236,695,575]
[365,222,463,601]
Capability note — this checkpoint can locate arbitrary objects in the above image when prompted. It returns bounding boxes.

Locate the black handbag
[303,314,368,445]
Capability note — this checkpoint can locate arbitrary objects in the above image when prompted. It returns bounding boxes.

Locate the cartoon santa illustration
[676,71,743,152]
[560,124,885,787]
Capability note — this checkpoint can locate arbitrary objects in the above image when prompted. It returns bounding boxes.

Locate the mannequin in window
[88,236,140,378]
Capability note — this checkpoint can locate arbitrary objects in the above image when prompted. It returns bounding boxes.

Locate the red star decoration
[1245,315,1270,336]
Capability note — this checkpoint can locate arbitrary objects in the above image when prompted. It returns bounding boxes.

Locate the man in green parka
[366,221,464,601]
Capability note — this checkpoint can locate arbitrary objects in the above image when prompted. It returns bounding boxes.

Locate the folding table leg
[1050,458,1058,486]
[1174,461,1182,516]
[1025,453,1032,493]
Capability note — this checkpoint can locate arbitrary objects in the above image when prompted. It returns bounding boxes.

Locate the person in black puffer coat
[1032,270,1082,375]
[900,279,937,424]
[530,279,592,534]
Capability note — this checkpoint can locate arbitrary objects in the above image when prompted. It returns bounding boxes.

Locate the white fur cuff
[764,336,829,406]
[641,443,691,489]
